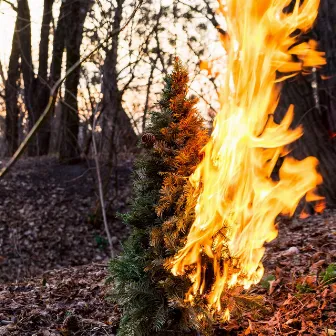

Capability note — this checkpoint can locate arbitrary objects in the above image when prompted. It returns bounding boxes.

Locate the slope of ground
[0,157,132,283]
[0,263,117,336]
[0,158,335,335]
[216,209,336,335]
[0,210,335,335]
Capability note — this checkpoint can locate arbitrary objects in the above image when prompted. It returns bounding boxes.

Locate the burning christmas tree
[110,0,326,334]
[109,59,211,336]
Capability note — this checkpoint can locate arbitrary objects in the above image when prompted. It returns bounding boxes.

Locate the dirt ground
[0,158,335,335]
[0,157,132,283]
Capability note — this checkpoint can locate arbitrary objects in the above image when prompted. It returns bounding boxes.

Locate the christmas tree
[108,58,211,335]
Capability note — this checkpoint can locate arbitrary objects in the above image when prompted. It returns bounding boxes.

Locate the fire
[171,0,325,317]
[329,131,336,139]
[299,200,326,219]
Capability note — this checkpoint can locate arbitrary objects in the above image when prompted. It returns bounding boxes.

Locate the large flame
[171,0,325,318]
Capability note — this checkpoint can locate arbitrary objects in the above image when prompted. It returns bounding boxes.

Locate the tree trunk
[29,0,54,156]
[275,73,336,207]
[273,0,336,208]
[46,0,67,155]
[50,0,66,87]
[38,0,54,82]
[101,0,137,158]
[314,0,336,133]
[59,0,91,162]
[5,16,21,156]
[17,0,34,138]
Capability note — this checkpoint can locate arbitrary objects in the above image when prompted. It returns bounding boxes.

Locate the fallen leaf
[269,279,281,295]
[282,246,299,256]
[311,259,325,270]
[306,298,319,309]
[244,320,253,335]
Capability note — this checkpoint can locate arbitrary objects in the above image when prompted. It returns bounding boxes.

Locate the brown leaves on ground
[216,209,336,335]
[0,157,132,283]
[1,210,335,335]
[0,158,336,335]
[0,263,119,335]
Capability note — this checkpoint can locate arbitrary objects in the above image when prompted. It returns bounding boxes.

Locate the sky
[0,0,46,68]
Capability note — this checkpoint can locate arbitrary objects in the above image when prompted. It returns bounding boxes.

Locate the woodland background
[0,0,224,281]
[0,0,335,335]
[0,0,221,161]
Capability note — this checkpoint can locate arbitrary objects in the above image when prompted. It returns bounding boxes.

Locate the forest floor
[0,156,133,283]
[0,158,336,335]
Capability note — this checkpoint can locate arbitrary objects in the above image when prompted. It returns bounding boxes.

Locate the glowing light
[171,0,325,319]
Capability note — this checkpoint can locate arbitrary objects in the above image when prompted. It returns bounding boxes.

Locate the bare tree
[17,0,34,138]
[101,0,138,160]
[5,11,20,155]
[4,0,217,161]
[29,0,55,156]
[59,0,93,162]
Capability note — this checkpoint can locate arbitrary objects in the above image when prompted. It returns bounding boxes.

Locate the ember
[171,0,325,319]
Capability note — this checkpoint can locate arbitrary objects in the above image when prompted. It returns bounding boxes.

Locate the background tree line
[0,0,220,162]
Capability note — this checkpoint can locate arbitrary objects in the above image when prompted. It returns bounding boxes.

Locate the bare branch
[0,0,144,179]
[142,56,158,132]
[177,0,227,37]
[1,0,17,12]
[0,60,6,84]
[92,103,115,258]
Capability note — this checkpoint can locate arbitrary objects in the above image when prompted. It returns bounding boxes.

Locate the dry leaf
[269,279,281,295]
[311,259,325,270]
[282,246,299,256]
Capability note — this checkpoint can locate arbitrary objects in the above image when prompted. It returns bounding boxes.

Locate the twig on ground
[92,103,115,258]
[0,320,13,326]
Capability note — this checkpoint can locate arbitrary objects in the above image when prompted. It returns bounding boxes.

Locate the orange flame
[315,200,326,213]
[299,200,325,219]
[299,210,310,219]
[171,0,325,318]
[329,131,336,139]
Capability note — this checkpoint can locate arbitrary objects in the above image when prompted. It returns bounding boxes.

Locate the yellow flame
[171,0,325,318]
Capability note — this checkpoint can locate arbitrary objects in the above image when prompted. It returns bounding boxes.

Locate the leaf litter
[0,158,335,335]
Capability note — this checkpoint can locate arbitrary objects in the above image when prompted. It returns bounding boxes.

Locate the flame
[171,0,325,317]
[299,200,325,219]
[329,131,336,139]
[315,200,326,213]
[299,209,310,219]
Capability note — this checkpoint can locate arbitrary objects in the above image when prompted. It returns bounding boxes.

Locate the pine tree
[108,58,211,336]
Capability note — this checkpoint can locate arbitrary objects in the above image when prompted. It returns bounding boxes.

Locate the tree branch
[92,103,115,258]
[177,0,227,37]
[0,0,144,178]
[1,0,17,12]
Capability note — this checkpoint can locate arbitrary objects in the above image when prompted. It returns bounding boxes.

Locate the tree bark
[50,1,66,87]
[38,0,54,81]
[5,16,21,156]
[29,0,54,156]
[46,0,67,155]
[17,0,34,136]
[59,0,91,162]
[275,73,336,207]
[101,0,137,158]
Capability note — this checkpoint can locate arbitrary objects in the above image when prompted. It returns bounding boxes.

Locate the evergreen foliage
[108,58,211,336]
